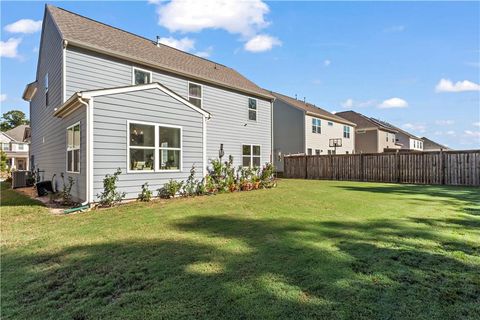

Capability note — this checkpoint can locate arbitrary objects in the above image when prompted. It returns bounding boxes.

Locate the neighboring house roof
[4,125,30,142]
[55,82,211,119]
[370,118,421,140]
[421,137,452,151]
[270,91,356,126]
[335,111,397,133]
[46,5,273,101]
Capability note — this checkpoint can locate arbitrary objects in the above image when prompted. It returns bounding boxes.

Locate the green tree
[0,110,30,131]
[0,150,7,172]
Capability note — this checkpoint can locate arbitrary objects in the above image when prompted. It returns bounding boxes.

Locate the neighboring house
[369,118,424,151]
[421,137,452,151]
[22,5,273,203]
[0,125,31,170]
[271,92,356,172]
[335,111,401,153]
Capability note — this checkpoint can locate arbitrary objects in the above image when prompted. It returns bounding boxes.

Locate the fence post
[440,150,445,185]
[396,151,401,183]
[360,153,364,182]
[304,155,308,179]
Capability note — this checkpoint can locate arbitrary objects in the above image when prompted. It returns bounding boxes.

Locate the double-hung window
[128,122,182,172]
[343,126,350,138]
[66,123,80,173]
[188,82,202,108]
[133,67,152,85]
[18,143,24,151]
[312,118,321,134]
[328,122,333,126]
[248,98,257,121]
[2,143,9,151]
[242,144,261,167]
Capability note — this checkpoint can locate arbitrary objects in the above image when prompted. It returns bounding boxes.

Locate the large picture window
[66,122,80,173]
[242,144,261,167]
[312,118,321,134]
[188,82,202,108]
[133,67,152,85]
[248,98,257,121]
[128,122,182,172]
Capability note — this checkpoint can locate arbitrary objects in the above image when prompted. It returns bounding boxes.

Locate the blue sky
[1,1,479,149]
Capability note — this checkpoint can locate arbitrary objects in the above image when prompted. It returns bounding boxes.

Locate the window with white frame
[312,118,321,134]
[343,126,350,138]
[18,143,25,150]
[188,82,202,108]
[248,98,257,121]
[2,143,9,151]
[66,123,80,173]
[133,67,152,85]
[307,148,312,155]
[328,121,333,126]
[45,73,49,107]
[242,144,261,167]
[315,149,320,155]
[128,122,182,172]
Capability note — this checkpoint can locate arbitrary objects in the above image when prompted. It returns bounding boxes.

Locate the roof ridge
[47,5,231,69]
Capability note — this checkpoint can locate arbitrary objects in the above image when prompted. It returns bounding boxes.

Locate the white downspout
[77,96,90,206]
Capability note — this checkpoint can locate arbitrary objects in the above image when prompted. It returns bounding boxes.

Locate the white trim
[202,116,207,178]
[247,97,258,122]
[66,121,81,174]
[126,120,183,174]
[132,66,153,85]
[187,81,203,109]
[62,44,66,103]
[241,144,261,168]
[312,117,321,134]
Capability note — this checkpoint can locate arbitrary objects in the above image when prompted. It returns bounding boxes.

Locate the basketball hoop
[329,138,342,155]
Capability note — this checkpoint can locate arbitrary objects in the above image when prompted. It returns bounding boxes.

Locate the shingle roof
[47,5,273,100]
[335,111,397,133]
[5,125,30,142]
[421,137,452,151]
[370,118,421,139]
[270,91,356,126]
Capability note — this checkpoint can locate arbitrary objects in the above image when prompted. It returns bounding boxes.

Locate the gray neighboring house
[0,125,31,170]
[271,92,356,172]
[335,111,401,153]
[421,137,452,151]
[369,118,424,151]
[23,5,274,203]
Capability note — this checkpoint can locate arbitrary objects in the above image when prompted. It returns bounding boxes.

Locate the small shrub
[137,182,153,202]
[259,163,277,189]
[182,165,198,197]
[60,172,75,205]
[158,179,183,199]
[196,177,206,195]
[97,168,126,207]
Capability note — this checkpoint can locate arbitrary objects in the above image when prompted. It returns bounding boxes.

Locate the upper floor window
[66,122,80,173]
[328,122,333,126]
[188,82,202,108]
[18,143,25,150]
[248,98,257,121]
[242,144,261,167]
[133,67,152,85]
[1,143,9,151]
[45,73,49,107]
[312,118,321,134]
[343,126,350,138]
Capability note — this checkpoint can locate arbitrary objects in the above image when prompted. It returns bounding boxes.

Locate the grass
[1,180,479,320]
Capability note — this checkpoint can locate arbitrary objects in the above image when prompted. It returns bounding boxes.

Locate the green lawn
[1,180,479,320]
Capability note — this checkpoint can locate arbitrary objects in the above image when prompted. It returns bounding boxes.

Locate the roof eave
[65,40,275,102]
[22,81,38,102]
[305,111,357,126]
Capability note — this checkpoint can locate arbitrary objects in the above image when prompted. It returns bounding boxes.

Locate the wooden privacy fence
[283,150,480,186]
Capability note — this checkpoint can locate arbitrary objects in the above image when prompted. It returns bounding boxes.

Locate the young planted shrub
[158,179,183,199]
[260,162,277,189]
[137,182,153,202]
[60,172,75,205]
[97,168,126,207]
[182,165,199,197]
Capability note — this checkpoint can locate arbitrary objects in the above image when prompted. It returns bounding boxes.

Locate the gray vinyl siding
[272,99,305,172]
[92,88,204,200]
[29,11,87,201]
[65,46,272,169]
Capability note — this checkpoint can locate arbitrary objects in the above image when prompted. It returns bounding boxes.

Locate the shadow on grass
[3,215,479,319]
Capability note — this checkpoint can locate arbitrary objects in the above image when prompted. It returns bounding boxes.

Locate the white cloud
[0,37,22,58]
[341,98,376,109]
[244,34,281,52]
[0,94,6,102]
[323,59,331,66]
[435,78,480,92]
[403,123,426,133]
[464,130,480,138]
[153,0,270,37]
[4,19,42,34]
[194,46,213,58]
[378,97,408,109]
[384,25,405,33]
[473,122,480,127]
[446,130,456,136]
[435,120,455,126]
[158,36,195,52]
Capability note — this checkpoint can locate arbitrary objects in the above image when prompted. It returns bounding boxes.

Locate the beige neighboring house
[335,111,401,153]
[0,125,31,171]
[421,137,452,151]
[369,118,424,151]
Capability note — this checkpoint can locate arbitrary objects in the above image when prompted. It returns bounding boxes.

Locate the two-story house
[335,111,401,153]
[369,118,424,151]
[0,125,30,170]
[271,92,356,172]
[421,137,452,151]
[22,5,274,203]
